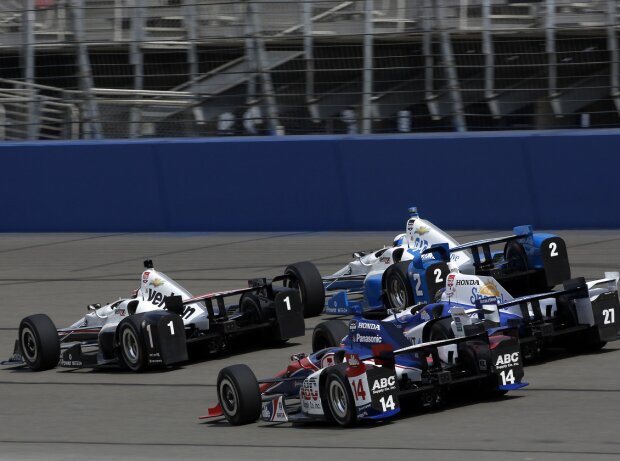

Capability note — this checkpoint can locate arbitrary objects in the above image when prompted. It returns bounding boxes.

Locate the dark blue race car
[324,267,620,359]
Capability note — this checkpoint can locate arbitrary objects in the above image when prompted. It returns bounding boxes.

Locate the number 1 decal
[167,320,175,335]
[146,324,154,349]
[283,296,291,311]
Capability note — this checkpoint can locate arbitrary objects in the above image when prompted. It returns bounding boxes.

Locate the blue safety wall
[1,130,618,231]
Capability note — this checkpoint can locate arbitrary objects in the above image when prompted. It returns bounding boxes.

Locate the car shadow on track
[523,345,618,368]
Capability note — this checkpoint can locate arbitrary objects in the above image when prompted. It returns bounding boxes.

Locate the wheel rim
[328,379,348,420]
[121,328,139,364]
[219,378,238,416]
[285,274,304,304]
[388,276,407,309]
[20,326,38,362]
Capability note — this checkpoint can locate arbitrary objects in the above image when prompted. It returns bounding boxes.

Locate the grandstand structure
[1,0,619,139]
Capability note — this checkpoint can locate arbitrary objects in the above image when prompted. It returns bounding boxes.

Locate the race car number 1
[145,321,176,349]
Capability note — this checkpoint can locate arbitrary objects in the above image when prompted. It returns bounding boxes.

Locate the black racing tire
[504,241,528,273]
[504,241,551,294]
[426,320,453,342]
[239,293,265,323]
[118,318,148,372]
[383,262,415,311]
[19,314,60,371]
[217,364,261,425]
[322,368,357,427]
[312,320,349,352]
[284,262,325,318]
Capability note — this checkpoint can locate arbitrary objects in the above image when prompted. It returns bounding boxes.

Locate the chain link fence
[2,0,620,140]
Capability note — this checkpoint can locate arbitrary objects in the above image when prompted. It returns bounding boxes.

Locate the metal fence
[2,0,620,140]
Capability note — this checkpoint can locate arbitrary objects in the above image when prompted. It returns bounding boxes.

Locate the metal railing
[1,0,620,139]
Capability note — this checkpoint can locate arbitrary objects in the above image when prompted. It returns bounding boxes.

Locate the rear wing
[586,272,619,292]
[422,233,524,267]
[497,277,590,323]
[164,275,289,317]
[391,331,490,357]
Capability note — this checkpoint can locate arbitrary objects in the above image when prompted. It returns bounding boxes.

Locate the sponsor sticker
[149,278,165,287]
[446,273,456,296]
[353,334,382,344]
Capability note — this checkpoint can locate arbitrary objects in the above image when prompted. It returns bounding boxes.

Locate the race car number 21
[603,308,615,324]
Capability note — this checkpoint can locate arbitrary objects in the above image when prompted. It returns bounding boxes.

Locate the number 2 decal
[413,274,423,297]
[549,242,558,257]
[434,268,444,284]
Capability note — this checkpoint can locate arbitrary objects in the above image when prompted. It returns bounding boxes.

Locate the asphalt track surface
[0,231,619,461]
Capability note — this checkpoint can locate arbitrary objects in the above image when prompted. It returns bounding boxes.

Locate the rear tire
[285,262,325,318]
[322,368,356,427]
[312,320,349,352]
[19,314,60,371]
[239,293,265,323]
[118,319,148,372]
[217,364,261,425]
[426,320,453,342]
[383,262,414,310]
[504,241,551,295]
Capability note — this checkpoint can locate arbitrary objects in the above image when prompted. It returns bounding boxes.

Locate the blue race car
[324,266,620,359]
[312,312,527,405]
[205,313,527,427]
[322,208,571,314]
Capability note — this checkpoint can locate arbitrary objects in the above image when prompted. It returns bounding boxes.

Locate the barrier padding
[1,130,618,231]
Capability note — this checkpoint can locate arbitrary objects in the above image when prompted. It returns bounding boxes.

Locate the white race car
[4,260,324,372]
[323,207,571,313]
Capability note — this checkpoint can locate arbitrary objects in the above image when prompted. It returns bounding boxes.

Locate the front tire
[383,262,414,310]
[285,262,325,318]
[118,319,148,372]
[217,364,261,425]
[323,368,356,427]
[19,314,60,371]
[312,320,349,352]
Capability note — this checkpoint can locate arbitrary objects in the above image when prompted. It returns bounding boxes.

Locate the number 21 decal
[603,308,615,325]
